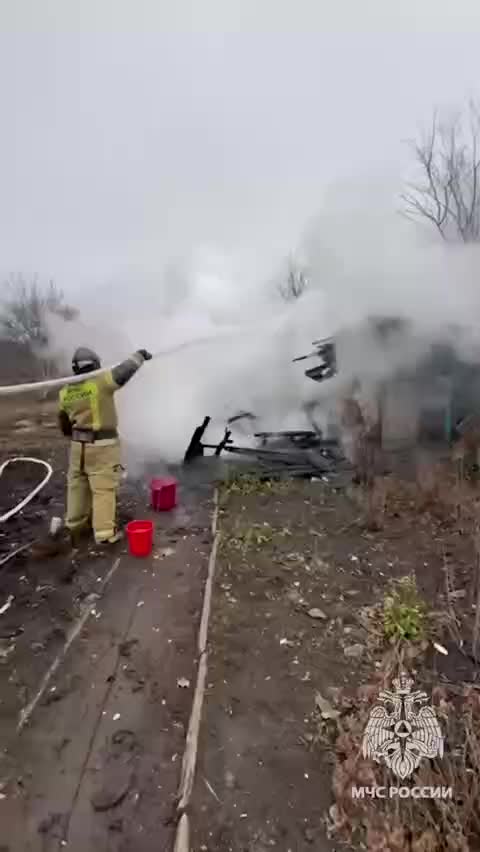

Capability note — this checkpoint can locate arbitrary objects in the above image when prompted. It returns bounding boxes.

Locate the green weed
[383,575,427,643]
[220,471,291,499]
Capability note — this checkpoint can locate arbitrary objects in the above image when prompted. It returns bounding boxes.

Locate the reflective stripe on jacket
[58,352,144,433]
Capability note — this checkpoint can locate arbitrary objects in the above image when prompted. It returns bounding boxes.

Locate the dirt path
[1,513,213,852]
[0,403,216,851]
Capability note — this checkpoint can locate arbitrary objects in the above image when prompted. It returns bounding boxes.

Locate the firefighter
[58,346,152,546]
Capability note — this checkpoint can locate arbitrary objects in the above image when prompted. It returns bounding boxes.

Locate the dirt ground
[0,400,214,851]
[190,469,480,852]
[3,398,480,851]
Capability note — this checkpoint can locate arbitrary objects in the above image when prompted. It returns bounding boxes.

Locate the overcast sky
[2,0,480,302]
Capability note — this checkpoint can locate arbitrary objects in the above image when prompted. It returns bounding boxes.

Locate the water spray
[0,333,236,397]
[0,332,244,530]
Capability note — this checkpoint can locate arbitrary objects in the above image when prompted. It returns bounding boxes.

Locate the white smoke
[46,176,480,472]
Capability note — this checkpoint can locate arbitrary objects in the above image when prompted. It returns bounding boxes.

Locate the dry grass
[350,448,480,532]
[329,451,480,850]
[219,470,292,501]
[0,397,56,426]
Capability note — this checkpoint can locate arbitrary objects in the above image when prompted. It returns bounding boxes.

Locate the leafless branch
[0,274,78,382]
[0,275,77,347]
[277,255,309,302]
[401,100,480,242]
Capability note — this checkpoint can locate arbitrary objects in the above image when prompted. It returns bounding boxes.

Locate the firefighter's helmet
[72,347,101,375]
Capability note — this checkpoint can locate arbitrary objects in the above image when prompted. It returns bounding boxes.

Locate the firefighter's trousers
[65,439,122,542]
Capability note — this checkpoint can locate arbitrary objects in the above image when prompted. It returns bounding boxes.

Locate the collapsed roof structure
[183,316,480,483]
[294,315,480,449]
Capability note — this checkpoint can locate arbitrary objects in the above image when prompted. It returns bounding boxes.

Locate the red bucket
[126,520,154,557]
[150,477,177,511]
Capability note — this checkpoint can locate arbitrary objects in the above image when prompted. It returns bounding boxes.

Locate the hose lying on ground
[0,458,53,523]
[0,541,34,566]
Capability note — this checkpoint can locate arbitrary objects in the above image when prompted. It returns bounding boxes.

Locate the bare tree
[401,100,480,242]
[278,255,309,302]
[0,276,77,347]
[0,276,78,382]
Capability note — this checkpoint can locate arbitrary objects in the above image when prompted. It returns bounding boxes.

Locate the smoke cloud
[46,177,480,474]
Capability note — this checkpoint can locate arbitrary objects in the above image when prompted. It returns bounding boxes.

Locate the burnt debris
[294,316,480,451]
[293,337,337,383]
[183,418,351,480]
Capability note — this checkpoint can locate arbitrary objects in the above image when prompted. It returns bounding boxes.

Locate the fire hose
[0,360,129,396]
[0,337,226,525]
[0,334,234,538]
[0,458,53,571]
[0,364,116,530]
[0,458,53,523]
[0,334,236,397]
[0,353,154,538]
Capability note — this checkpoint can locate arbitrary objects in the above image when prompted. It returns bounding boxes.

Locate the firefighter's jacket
[58,351,145,440]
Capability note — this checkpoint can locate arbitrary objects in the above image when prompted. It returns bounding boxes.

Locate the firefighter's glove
[137,349,153,361]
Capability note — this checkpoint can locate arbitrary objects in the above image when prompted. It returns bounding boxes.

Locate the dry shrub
[366,476,389,531]
[331,678,480,851]
[415,458,447,511]
[355,452,480,532]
